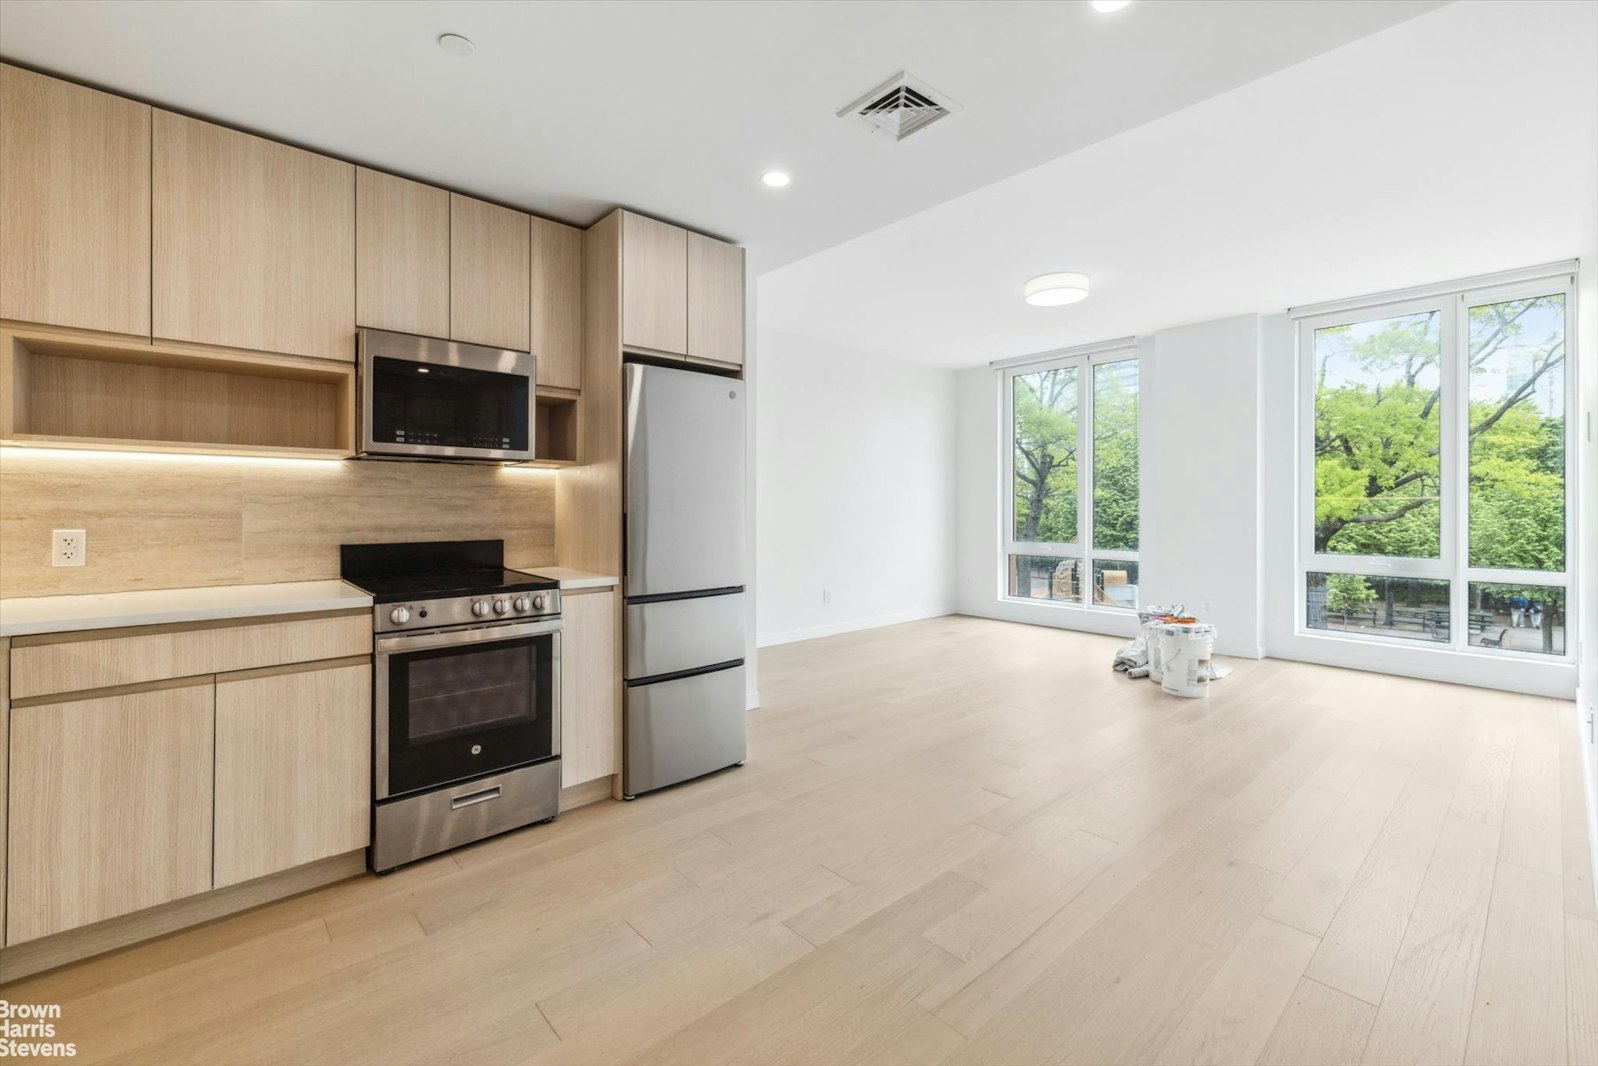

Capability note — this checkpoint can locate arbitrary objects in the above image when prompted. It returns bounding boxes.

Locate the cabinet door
[214,661,371,887]
[450,193,530,351]
[531,216,583,389]
[7,679,213,944]
[687,232,745,367]
[356,168,449,337]
[152,111,355,360]
[0,65,151,336]
[561,590,618,788]
[621,212,687,356]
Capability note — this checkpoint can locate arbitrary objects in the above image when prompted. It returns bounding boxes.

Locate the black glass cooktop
[343,567,557,604]
[339,540,557,604]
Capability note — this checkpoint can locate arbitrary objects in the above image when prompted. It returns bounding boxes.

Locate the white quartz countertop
[0,579,373,638]
[516,567,619,590]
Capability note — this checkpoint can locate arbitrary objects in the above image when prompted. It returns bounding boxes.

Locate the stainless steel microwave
[356,328,536,463]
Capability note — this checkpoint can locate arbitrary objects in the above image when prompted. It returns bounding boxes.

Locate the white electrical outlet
[52,529,86,567]
[822,588,832,604]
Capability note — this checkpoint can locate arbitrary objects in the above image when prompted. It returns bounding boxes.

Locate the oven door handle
[376,618,562,654]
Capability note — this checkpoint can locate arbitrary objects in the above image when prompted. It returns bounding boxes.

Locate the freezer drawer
[624,664,746,797]
[624,363,746,598]
[626,592,745,681]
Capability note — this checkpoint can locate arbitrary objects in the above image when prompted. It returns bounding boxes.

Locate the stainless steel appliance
[623,362,747,798]
[341,540,562,872]
[356,328,536,463]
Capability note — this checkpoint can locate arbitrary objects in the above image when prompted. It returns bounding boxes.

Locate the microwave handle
[376,618,562,654]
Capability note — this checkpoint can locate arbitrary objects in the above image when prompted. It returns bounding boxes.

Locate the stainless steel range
[341,540,562,873]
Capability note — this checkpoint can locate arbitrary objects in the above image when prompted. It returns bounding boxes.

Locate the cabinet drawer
[10,610,372,700]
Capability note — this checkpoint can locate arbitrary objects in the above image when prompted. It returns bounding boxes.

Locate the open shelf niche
[0,323,355,459]
[531,389,579,466]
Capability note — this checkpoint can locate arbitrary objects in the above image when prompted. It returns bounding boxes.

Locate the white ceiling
[0,0,1441,273]
[760,0,1598,367]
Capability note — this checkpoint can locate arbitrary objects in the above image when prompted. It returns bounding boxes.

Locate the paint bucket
[1158,622,1217,699]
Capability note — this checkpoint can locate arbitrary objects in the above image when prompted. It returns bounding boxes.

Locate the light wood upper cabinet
[560,589,618,788]
[6,679,214,945]
[450,193,530,352]
[356,168,449,338]
[531,216,583,389]
[214,661,371,887]
[621,212,688,356]
[152,111,355,361]
[687,232,745,367]
[0,65,152,337]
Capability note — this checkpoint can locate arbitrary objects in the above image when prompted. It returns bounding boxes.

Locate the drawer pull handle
[451,786,501,810]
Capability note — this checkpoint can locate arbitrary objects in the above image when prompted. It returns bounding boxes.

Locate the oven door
[358,328,536,462]
[375,619,560,799]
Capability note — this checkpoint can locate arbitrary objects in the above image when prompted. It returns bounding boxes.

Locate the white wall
[754,329,957,646]
[1141,316,1264,657]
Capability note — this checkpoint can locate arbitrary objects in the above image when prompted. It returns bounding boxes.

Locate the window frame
[1294,271,1577,663]
[1002,344,1140,611]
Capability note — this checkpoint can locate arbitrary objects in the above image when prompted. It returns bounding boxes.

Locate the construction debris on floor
[1113,604,1232,698]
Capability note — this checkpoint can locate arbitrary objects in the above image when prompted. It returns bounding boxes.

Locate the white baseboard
[756,605,954,648]
[746,689,760,711]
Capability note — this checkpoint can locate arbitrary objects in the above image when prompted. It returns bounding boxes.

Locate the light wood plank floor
[6,617,1596,1065]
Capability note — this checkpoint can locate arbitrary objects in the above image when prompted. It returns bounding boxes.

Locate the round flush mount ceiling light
[1024,272,1091,306]
[761,170,792,188]
[1092,0,1132,11]
[437,33,475,56]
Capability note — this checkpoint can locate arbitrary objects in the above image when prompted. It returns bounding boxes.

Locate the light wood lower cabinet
[560,588,618,788]
[10,609,371,701]
[214,660,371,887]
[6,678,215,945]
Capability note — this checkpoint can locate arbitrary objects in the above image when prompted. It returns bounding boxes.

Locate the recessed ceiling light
[437,33,475,56]
[1092,0,1132,11]
[1024,273,1090,306]
[761,171,792,188]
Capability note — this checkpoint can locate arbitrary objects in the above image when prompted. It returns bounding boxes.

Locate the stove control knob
[493,598,510,615]
[513,595,532,612]
[532,592,548,611]
[389,606,411,625]
[472,600,492,618]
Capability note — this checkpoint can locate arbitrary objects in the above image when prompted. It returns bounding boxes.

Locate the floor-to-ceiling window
[1298,268,1574,661]
[1004,346,1140,610]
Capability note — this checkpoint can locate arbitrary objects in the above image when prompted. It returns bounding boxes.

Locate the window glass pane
[1091,559,1139,610]
[1305,572,1451,642]
[1008,554,1082,603]
[1312,312,1442,558]
[1467,582,1565,655]
[1013,367,1078,543]
[1092,359,1140,551]
[1467,294,1566,572]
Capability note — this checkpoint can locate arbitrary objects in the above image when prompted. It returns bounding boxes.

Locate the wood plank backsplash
[0,452,557,597]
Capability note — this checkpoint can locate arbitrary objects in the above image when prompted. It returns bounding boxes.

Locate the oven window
[385,633,556,797]
[407,644,532,741]
[371,356,530,452]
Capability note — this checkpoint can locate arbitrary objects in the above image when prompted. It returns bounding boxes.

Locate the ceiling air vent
[838,72,961,142]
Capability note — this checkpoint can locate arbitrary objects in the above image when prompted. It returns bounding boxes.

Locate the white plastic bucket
[1158,622,1217,699]
[1146,621,1166,683]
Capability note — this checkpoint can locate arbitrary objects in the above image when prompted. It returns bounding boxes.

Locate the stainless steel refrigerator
[622,362,747,798]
